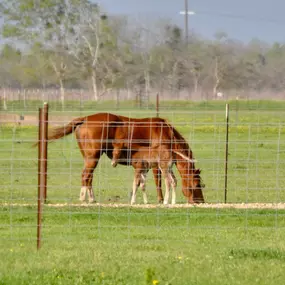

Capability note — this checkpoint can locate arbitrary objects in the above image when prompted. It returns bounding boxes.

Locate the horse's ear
[195,168,201,174]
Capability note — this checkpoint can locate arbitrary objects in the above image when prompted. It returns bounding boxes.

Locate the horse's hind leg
[81,152,101,203]
[152,167,163,203]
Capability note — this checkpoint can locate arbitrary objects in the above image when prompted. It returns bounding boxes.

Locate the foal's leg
[131,170,141,205]
[152,166,163,203]
[139,171,148,204]
[169,170,177,205]
[163,177,171,205]
[162,170,171,205]
[131,175,140,205]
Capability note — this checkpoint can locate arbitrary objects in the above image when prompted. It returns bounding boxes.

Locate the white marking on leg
[88,187,95,203]
[163,176,170,205]
[170,172,177,205]
[171,185,176,205]
[140,173,148,204]
[131,176,139,205]
[79,186,87,202]
[142,191,148,204]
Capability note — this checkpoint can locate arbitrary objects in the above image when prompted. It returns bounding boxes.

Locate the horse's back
[85,112,120,123]
[76,113,122,153]
[117,115,172,145]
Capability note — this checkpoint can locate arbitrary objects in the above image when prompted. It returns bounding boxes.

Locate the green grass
[3,98,285,114]
[1,100,285,284]
[0,205,285,285]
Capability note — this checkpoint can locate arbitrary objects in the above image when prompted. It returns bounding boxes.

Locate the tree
[63,2,123,101]
[0,44,22,87]
[0,0,83,106]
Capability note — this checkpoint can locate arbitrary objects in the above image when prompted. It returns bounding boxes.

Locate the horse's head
[192,169,205,203]
[181,168,205,203]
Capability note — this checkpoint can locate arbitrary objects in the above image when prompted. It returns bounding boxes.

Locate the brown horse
[46,112,205,203]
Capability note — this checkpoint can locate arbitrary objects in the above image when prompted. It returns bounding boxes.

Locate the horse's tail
[48,117,86,141]
[33,117,86,147]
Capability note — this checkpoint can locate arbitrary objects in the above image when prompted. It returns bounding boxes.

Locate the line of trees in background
[1,0,285,104]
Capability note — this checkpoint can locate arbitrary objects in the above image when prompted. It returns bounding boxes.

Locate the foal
[128,144,178,205]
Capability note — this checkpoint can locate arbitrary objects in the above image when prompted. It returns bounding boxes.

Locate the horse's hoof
[193,199,205,204]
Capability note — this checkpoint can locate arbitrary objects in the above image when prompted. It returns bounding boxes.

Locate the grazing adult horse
[45,112,205,203]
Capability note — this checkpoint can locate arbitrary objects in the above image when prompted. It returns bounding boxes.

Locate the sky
[95,0,285,43]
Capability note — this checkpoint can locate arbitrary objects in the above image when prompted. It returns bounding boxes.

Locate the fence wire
[0,104,285,245]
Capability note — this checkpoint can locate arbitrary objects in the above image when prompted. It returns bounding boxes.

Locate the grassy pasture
[0,100,285,284]
[0,205,285,285]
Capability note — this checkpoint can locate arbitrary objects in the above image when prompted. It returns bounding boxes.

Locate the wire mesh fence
[1,100,285,248]
[2,1,285,283]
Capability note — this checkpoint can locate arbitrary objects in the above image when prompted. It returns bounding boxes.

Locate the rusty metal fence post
[43,103,49,202]
[37,103,48,250]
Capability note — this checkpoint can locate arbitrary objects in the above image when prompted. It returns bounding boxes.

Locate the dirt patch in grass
[2,202,285,209]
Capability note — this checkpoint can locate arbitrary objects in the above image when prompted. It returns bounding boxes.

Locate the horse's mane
[163,120,194,159]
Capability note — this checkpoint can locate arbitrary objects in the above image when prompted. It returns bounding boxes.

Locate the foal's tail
[33,117,86,147]
[173,150,196,163]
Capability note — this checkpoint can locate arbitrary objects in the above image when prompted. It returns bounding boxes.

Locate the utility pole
[180,2,195,44]
[184,0,189,44]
